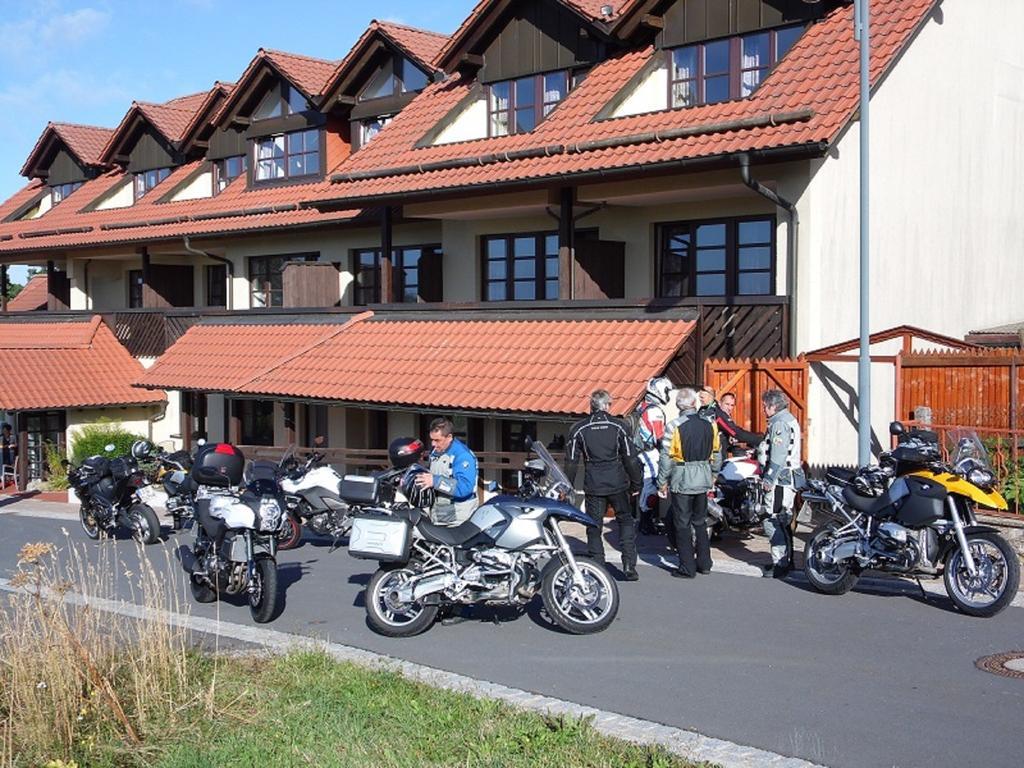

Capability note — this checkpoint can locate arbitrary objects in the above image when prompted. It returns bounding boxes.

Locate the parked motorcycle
[243,455,303,550]
[66,442,161,545]
[152,442,204,530]
[350,437,619,637]
[802,424,1020,617]
[187,443,283,623]
[277,444,351,548]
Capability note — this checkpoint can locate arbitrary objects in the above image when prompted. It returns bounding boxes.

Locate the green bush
[42,442,70,490]
[69,422,146,465]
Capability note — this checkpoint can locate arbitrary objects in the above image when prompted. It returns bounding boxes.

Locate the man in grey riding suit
[757,389,805,578]
[416,416,479,526]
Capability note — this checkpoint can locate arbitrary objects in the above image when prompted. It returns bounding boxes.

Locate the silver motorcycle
[349,438,619,637]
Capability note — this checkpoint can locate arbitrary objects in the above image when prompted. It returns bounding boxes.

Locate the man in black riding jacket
[565,389,643,581]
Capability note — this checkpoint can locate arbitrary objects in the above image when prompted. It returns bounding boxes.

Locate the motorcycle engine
[869,522,919,571]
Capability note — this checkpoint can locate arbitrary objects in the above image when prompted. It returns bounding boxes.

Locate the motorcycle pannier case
[80,455,111,484]
[191,443,245,488]
[348,513,411,561]
[340,474,380,505]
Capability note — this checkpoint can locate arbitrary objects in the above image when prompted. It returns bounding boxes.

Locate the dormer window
[669,25,803,109]
[214,155,247,194]
[360,115,392,147]
[253,82,311,120]
[487,71,569,137]
[253,129,320,182]
[360,56,429,102]
[50,181,83,206]
[133,167,170,200]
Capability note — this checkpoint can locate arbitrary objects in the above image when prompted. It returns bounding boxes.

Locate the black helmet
[131,439,154,460]
[399,467,435,509]
[389,437,425,469]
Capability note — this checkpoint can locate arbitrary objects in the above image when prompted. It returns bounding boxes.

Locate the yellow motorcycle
[802,425,1019,617]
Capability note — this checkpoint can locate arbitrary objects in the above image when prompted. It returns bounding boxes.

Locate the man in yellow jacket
[658,388,721,578]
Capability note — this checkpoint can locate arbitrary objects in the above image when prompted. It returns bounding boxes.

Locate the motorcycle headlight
[967,468,995,491]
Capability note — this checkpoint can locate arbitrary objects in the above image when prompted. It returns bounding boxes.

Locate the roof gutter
[738,152,799,354]
[183,235,234,310]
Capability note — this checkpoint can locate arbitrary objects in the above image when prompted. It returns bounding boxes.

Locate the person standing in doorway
[1,423,17,472]
[566,390,643,581]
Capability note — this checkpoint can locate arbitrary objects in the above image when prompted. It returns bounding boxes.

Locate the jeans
[670,492,712,577]
[583,491,636,570]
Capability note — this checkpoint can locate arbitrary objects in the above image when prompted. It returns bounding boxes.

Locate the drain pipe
[183,236,234,310]
[738,153,799,355]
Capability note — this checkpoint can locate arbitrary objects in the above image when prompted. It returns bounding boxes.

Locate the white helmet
[645,376,673,406]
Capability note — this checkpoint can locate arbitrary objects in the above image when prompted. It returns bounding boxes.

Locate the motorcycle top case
[79,455,111,484]
[340,474,381,505]
[348,513,412,562]
[191,443,244,487]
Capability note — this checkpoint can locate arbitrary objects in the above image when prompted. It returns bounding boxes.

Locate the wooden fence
[898,349,1023,429]
[703,357,809,459]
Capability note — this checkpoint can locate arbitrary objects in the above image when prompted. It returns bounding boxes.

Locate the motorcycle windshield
[947,430,992,472]
[526,438,574,499]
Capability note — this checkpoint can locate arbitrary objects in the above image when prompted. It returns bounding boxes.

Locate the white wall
[798,0,1024,464]
[94,179,134,210]
[611,61,667,118]
[65,405,163,454]
[169,169,214,202]
[432,94,488,145]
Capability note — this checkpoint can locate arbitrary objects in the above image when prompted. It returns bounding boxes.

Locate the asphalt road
[1,512,1021,768]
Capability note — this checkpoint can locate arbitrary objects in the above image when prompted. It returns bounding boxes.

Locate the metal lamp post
[855,0,872,467]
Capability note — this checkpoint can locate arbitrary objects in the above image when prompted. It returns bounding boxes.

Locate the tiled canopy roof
[0,316,165,410]
[4,274,48,312]
[313,0,936,206]
[136,311,694,417]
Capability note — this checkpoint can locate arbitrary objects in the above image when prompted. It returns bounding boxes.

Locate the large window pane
[704,75,730,104]
[672,46,697,79]
[400,58,428,92]
[695,274,726,295]
[487,238,507,259]
[490,81,510,111]
[513,237,535,257]
[739,246,772,270]
[738,272,771,295]
[488,283,506,301]
[514,108,536,133]
[776,25,804,60]
[658,218,775,299]
[696,223,726,247]
[742,33,769,69]
[514,259,536,279]
[696,249,726,271]
[705,40,730,75]
[488,260,506,280]
[514,77,535,106]
[738,219,772,243]
[513,282,536,300]
[362,59,395,100]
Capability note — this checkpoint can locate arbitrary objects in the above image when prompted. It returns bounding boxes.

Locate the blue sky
[0,0,472,284]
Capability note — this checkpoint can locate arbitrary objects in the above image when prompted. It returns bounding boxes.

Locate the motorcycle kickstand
[914,577,929,602]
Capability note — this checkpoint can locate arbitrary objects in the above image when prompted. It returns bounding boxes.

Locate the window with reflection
[50,181,82,205]
[657,217,775,298]
[669,25,803,108]
[482,232,559,301]
[253,82,311,120]
[133,167,170,200]
[351,244,442,305]
[213,155,247,194]
[359,55,430,101]
[360,115,392,146]
[487,71,570,137]
[253,129,320,182]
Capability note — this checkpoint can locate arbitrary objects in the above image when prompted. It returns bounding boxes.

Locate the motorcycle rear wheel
[365,566,439,637]
[249,556,282,623]
[944,531,1020,618]
[79,503,101,540]
[803,524,859,595]
[276,513,303,551]
[541,557,619,634]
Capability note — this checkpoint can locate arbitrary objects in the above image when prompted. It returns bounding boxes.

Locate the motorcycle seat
[417,519,483,546]
[842,485,890,516]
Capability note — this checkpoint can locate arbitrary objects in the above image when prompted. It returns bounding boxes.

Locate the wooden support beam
[558,187,574,301]
[380,206,393,304]
[640,14,664,29]
[181,392,194,453]
[459,53,484,68]
[16,413,28,491]
[228,400,242,445]
[284,402,297,445]
[1,264,7,313]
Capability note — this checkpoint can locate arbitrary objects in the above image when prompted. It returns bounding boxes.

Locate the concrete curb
[0,577,824,768]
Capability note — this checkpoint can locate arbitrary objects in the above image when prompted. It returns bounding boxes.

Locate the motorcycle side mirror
[104,443,116,453]
[888,421,905,436]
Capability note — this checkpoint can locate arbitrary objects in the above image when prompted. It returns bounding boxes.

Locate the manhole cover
[976,652,1024,679]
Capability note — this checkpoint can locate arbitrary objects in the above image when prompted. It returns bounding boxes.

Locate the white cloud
[40,8,110,46]
[0,6,110,66]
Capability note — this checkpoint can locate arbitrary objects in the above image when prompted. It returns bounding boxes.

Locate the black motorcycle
[152,444,201,530]
[67,445,161,545]
[350,437,619,637]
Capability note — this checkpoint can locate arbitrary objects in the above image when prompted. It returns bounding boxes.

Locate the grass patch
[1,538,709,768]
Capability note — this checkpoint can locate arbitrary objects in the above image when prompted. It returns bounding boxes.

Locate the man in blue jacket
[416,416,479,525]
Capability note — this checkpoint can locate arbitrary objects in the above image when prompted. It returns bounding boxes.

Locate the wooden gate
[703,357,809,459]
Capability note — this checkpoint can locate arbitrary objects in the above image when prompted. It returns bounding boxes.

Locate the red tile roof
[313,0,935,205]
[376,21,449,71]
[135,319,358,393]
[19,122,114,178]
[100,87,221,165]
[0,315,165,410]
[4,274,48,312]
[138,311,694,417]
[262,49,340,98]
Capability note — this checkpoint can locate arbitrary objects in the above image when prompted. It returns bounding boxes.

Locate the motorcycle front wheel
[130,504,161,545]
[944,531,1020,618]
[541,557,619,634]
[365,566,439,637]
[803,524,859,595]
[249,555,282,623]
[79,503,101,540]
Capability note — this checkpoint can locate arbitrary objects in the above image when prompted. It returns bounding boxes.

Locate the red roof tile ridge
[240,311,375,390]
[375,19,449,38]
[51,120,115,132]
[260,47,339,66]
